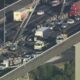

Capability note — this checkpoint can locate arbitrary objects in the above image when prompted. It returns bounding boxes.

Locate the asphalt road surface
[0,0,33,19]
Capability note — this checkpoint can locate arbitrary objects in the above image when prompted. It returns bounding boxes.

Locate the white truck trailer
[13,6,33,21]
[34,27,51,39]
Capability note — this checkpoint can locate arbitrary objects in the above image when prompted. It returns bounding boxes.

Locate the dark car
[55,20,63,25]
[75,16,80,21]
[54,20,63,31]
[61,23,68,29]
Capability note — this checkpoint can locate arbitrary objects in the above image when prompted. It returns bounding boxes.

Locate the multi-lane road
[0,30,80,80]
[0,1,80,80]
[0,4,54,44]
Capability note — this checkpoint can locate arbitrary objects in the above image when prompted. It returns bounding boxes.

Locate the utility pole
[4,0,6,45]
[60,0,66,14]
[59,0,66,20]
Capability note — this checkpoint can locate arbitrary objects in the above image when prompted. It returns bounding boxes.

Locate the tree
[30,63,64,80]
[51,75,64,80]
[64,60,75,80]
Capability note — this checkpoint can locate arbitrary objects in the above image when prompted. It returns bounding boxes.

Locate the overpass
[0,29,80,80]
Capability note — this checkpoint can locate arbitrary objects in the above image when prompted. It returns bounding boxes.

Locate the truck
[13,11,29,21]
[13,6,33,21]
[34,27,51,50]
[68,1,80,17]
[34,27,51,40]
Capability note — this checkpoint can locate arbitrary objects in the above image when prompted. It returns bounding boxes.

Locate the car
[54,20,63,31]
[9,43,18,51]
[67,19,75,24]
[37,10,44,15]
[61,23,68,29]
[56,36,64,44]
[51,0,61,6]
[0,65,6,70]
[48,21,56,30]
[23,55,32,62]
[75,16,80,21]
[34,41,49,50]
[5,41,12,47]
[56,34,68,44]
[55,20,63,25]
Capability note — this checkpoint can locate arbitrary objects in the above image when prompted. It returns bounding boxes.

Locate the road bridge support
[75,42,80,80]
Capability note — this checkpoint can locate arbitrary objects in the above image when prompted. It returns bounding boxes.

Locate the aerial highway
[0,0,79,61]
[12,0,51,42]
[0,3,54,60]
[0,30,80,80]
[0,3,52,44]
[0,1,39,43]
[0,0,80,80]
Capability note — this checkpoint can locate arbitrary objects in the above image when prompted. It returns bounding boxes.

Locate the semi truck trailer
[34,27,51,39]
[34,27,52,50]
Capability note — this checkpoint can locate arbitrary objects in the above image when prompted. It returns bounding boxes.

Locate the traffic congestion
[0,0,80,76]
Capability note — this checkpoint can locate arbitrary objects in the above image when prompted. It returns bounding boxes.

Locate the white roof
[37,27,49,31]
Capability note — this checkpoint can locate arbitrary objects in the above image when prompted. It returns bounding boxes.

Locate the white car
[34,41,48,50]
[56,34,67,44]
[51,0,61,6]
[37,10,44,15]
[5,41,12,47]
[67,19,75,24]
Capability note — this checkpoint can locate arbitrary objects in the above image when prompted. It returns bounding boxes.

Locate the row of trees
[29,60,75,80]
